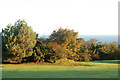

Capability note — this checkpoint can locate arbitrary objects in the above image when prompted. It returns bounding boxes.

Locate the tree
[31,38,48,63]
[49,28,78,60]
[49,27,78,47]
[2,20,37,63]
[84,39,101,60]
[77,45,92,61]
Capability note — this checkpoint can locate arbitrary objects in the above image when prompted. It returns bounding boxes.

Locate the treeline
[1,20,120,63]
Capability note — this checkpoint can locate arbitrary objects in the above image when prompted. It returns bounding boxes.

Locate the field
[0,60,119,78]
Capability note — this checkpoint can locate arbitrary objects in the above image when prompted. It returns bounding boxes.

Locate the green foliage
[1,20,119,64]
[47,43,71,63]
[77,45,92,61]
[50,27,78,47]
[49,28,79,62]
[31,39,48,63]
[2,20,36,63]
[99,41,119,60]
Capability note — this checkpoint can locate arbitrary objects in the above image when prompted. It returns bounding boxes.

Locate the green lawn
[1,60,119,78]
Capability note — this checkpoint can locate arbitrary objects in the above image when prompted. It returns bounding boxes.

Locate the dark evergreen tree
[2,20,37,63]
[32,38,48,63]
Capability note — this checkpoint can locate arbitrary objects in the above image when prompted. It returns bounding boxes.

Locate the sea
[38,35,119,44]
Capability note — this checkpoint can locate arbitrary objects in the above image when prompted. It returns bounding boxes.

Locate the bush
[47,43,71,63]
[55,58,85,66]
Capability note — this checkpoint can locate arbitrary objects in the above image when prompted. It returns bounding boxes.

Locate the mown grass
[1,60,119,78]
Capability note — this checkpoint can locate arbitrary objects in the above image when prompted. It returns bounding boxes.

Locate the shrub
[47,43,72,63]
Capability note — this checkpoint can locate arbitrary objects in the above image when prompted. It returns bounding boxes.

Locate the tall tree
[2,20,37,63]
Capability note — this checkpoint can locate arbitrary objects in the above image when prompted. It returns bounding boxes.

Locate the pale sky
[0,0,119,35]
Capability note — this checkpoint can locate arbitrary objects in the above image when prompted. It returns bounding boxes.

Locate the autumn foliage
[1,20,120,63]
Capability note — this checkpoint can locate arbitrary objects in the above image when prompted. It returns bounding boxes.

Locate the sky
[0,0,119,35]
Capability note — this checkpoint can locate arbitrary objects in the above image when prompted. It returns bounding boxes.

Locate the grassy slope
[1,60,119,78]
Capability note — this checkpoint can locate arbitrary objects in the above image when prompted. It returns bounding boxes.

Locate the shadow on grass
[2,70,118,78]
[92,60,119,64]
[78,60,119,64]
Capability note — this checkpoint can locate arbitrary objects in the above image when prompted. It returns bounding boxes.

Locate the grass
[1,60,119,78]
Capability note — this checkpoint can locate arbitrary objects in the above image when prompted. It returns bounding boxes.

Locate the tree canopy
[1,20,119,63]
[2,20,37,63]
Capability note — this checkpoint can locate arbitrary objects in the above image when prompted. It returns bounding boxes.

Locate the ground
[0,60,119,78]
